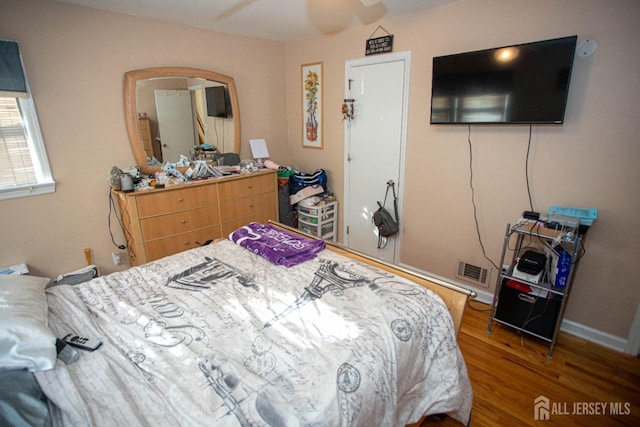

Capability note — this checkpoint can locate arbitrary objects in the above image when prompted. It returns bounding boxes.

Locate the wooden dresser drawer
[143,226,222,261]
[136,185,218,218]
[219,192,276,220]
[218,174,273,202]
[140,206,220,240]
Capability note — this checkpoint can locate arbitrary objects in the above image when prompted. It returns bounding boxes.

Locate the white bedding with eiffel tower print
[36,238,472,426]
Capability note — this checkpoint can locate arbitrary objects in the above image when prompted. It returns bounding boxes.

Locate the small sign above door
[365,35,394,56]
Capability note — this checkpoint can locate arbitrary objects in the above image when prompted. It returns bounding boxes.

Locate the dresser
[116,169,278,266]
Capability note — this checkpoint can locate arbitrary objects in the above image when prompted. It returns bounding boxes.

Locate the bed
[6,223,473,426]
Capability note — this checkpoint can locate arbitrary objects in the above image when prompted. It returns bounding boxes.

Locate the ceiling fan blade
[217,0,259,20]
[306,0,387,34]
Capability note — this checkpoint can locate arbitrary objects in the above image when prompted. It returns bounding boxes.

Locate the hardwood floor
[420,300,640,427]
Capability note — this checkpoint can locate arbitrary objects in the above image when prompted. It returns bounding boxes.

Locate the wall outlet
[112,252,122,265]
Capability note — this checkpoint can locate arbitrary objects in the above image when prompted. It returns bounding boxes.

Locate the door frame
[343,51,411,263]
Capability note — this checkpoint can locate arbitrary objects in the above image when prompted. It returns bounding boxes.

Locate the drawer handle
[184,241,190,245]
[247,185,253,189]
[518,293,536,304]
[177,198,184,202]
[249,204,254,208]
[181,220,187,224]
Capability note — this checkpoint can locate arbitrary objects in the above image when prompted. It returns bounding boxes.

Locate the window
[0,40,54,200]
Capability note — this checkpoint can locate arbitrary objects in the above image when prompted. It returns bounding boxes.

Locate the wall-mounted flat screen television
[430,35,577,125]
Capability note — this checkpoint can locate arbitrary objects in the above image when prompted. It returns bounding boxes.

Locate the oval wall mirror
[124,67,241,175]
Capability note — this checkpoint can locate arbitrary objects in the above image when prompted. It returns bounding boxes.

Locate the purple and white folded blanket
[229,222,326,267]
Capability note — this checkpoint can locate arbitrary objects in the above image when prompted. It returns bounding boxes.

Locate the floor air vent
[455,260,490,287]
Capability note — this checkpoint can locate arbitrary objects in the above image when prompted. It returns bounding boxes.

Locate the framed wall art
[301,62,323,149]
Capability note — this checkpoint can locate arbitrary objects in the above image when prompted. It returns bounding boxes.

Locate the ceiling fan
[218,0,388,37]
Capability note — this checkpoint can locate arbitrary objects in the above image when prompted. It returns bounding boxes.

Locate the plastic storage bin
[297,200,337,242]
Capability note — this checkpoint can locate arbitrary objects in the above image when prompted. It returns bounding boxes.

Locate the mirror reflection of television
[206,86,231,118]
[430,35,577,125]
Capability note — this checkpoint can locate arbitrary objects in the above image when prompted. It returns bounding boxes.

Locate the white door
[344,52,410,263]
[155,89,196,162]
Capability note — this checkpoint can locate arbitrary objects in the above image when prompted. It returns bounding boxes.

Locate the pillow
[0,275,56,372]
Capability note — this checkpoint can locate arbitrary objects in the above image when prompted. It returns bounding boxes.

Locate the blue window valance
[0,40,27,95]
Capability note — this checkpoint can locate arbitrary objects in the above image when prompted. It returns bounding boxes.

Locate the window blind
[0,97,36,187]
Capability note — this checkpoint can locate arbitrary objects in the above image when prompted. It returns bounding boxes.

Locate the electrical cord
[522,124,589,264]
[523,293,552,330]
[509,219,538,253]
[466,299,492,312]
[525,124,534,211]
[108,189,127,250]
[573,232,587,263]
[467,125,500,271]
[517,231,587,337]
[521,257,554,330]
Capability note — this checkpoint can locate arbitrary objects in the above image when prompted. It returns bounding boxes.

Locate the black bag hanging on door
[372,181,399,248]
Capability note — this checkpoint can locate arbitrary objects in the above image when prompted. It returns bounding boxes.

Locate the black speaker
[205,86,231,118]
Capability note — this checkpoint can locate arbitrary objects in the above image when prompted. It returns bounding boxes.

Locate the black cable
[521,293,551,332]
[466,299,492,312]
[519,236,557,334]
[573,232,587,263]
[108,189,127,250]
[467,125,500,271]
[525,124,534,211]
[509,219,537,253]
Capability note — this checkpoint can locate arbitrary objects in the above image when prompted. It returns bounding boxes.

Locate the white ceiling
[51,0,456,42]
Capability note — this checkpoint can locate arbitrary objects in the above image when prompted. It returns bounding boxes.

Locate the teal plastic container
[547,205,598,226]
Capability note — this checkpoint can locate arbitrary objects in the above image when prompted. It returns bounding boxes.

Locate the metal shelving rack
[487,221,581,358]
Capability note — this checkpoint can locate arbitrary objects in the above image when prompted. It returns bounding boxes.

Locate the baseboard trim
[559,319,628,353]
[399,264,629,353]
[468,288,493,305]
